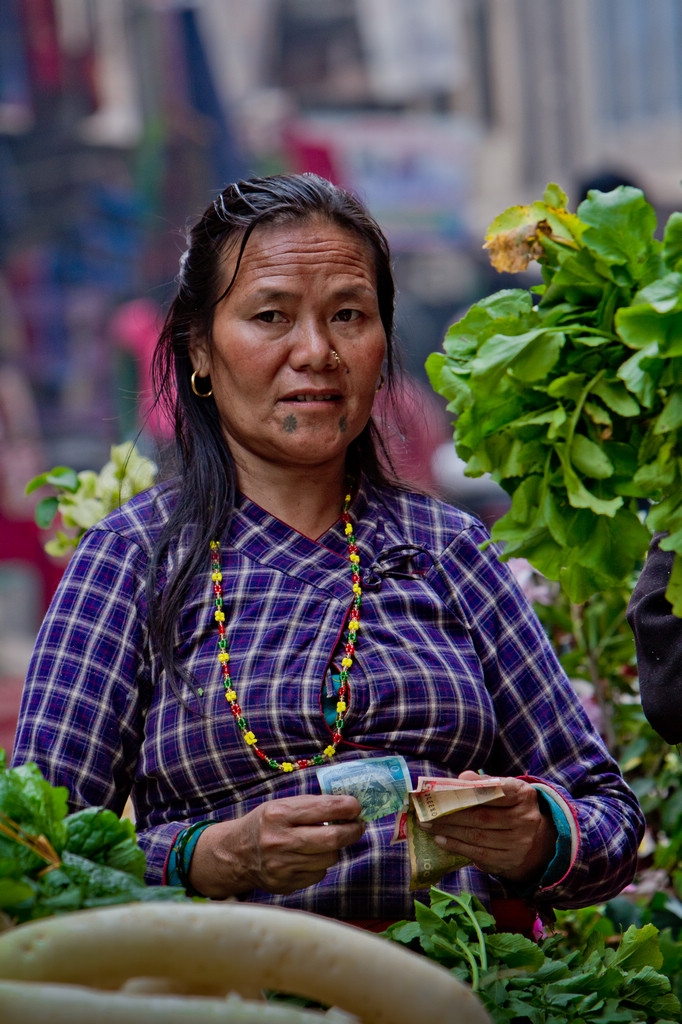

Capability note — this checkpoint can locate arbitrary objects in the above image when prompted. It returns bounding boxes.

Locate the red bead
[297,759,309,769]
[231,703,241,716]
[333,732,342,743]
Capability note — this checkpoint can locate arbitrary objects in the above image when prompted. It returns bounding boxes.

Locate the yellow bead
[336,700,347,713]
[341,657,352,668]
[214,610,225,622]
[218,651,229,663]
[282,762,294,772]
[324,746,335,758]
[212,571,223,582]
[350,554,359,564]
[225,689,237,701]
[210,541,219,550]
[345,523,353,535]
[244,731,257,745]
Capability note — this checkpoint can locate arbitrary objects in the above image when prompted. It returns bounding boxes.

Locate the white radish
[0,980,358,1024]
[0,902,491,1024]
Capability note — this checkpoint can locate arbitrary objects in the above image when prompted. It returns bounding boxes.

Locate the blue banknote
[316,755,413,821]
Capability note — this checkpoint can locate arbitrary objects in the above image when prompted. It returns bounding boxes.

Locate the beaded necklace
[209,488,361,773]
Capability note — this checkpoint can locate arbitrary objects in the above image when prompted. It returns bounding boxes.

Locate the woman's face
[190,216,387,487]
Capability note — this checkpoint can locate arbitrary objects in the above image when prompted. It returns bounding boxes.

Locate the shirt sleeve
[10,526,168,866]
[626,535,682,744]
[434,523,645,911]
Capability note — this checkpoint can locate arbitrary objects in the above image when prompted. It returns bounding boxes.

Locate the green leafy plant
[25,441,158,558]
[0,749,188,926]
[384,887,682,1023]
[426,183,682,610]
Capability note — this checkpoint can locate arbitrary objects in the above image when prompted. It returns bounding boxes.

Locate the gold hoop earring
[191,369,213,398]
[376,373,385,392]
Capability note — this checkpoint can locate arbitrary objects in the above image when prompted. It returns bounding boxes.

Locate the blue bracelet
[167,821,213,895]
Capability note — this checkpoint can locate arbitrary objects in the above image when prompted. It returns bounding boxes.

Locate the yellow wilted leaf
[483,220,550,273]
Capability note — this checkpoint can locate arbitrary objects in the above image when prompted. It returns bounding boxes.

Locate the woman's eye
[333,308,361,323]
[256,310,285,323]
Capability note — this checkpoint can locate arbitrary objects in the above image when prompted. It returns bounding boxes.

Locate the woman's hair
[149,172,399,696]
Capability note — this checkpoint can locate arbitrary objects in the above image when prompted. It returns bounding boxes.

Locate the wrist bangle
[172,821,214,896]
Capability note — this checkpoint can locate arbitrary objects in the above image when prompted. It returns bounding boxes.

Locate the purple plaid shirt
[12,477,644,920]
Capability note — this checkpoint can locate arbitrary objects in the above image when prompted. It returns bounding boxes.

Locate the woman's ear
[189,338,211,377]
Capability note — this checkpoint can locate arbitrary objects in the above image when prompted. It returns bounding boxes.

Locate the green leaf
[577,186,658,276]
[65,807,146,879]
[559,561,618,604]
[556,446,622,516]
[591,379,640,417]
[662,210,682,271]
[34,496,59,530]
[24,472,49,495]
[653,390,682,434]
[485,932,545,971]
[472,328,562,390]
[612,924,663,971]
[665,552,682,617]
[547,372,586,402]
[44,531,78,559]
[570,433,614,479]
[616,277,682,357]
[616,343,661,407]
[509,331,565,383]
[382,920,421,945]
[543,182,568,208]
[0,876,35,908]
[45,466,79,492]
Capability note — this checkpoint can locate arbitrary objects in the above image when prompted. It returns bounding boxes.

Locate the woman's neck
[236,462,349,539]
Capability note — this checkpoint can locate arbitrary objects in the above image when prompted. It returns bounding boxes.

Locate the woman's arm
[11,528,150,813]
[187,795,365,898]
[436,525,646,909]
[626,536,682,744]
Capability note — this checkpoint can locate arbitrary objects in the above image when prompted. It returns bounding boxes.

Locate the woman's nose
[288,317,334,369]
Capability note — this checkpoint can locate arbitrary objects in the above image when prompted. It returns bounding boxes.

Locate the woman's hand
[187,795,364,898]
[421,772,558,885]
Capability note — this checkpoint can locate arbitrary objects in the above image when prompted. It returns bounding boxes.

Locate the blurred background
[1,0,682,749]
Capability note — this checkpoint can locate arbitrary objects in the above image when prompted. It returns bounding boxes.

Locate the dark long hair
[148,173,400,695]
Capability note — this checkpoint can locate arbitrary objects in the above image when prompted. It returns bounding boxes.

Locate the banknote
[410,776,504,823]
[316,755,413,822]
[389,776,505,888]
[406,805,470,891]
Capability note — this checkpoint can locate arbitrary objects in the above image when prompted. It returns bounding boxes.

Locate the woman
[13,173,644,927]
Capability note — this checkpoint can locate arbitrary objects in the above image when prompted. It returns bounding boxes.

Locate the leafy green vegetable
[25,442,158,558]
[0,750,188,925]
[427,184,682,610]
[383,887,681,1023]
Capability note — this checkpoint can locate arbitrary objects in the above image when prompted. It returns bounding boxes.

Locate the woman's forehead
[218,216,377,290]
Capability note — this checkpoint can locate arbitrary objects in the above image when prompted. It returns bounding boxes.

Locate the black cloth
[627,536,682,744]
